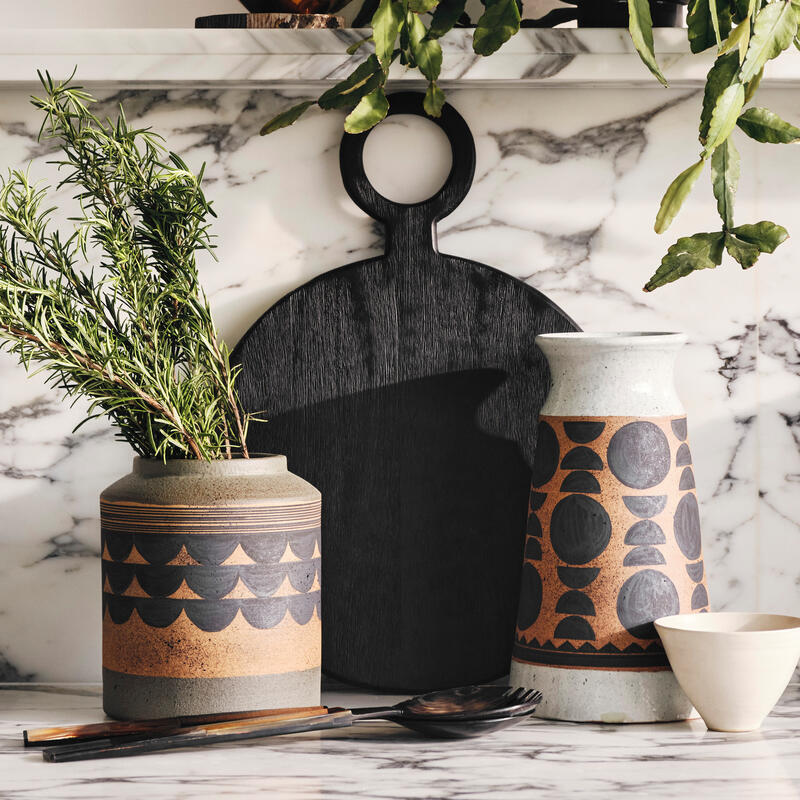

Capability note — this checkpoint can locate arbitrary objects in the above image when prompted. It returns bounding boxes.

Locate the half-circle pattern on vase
[516,563,543,630]
[104,530,134,562]
[563,421,606,444]
[557,566,600,589]
[559,471,601,494]
[526,513,543,538]
[686,561,704,582]
[624,520,666,545]
[555,590,596,616]
[102,530,320,566]
[679,467,696,490]
[103,592,321,632]
[560,447,604,471]
[103,560,137,594]
[239,565,288,598]
[524,537,543,561]
[136,565,187,598]
[622,546,666,567]
[676,443,693,467]
[529,491,547,512]
[532,421,560,487]
[671,418,688,441]
[622,495,668,519]
[102,561,321,600]
[554,616,596,641]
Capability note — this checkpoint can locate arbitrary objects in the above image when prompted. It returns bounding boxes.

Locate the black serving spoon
[42,686,542,762]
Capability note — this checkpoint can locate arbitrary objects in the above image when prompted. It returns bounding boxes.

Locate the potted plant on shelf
[0,74,322,721]
[261,0,800,290]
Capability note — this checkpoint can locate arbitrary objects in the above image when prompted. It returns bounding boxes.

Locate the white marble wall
[0,82,798,681]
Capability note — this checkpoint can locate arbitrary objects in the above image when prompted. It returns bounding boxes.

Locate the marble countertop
[2,678,799,799]
[2,27,799,88]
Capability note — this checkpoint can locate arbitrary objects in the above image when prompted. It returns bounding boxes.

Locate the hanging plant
[260,0,521,135]
[261,0,800,290]
[643,0,797,290]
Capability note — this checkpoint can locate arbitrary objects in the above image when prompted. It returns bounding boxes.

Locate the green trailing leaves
[345,87,390,133]
[318,55,385,110]
[744,65,764,101]
[733,0,755,22]
[731,220,790,251]
[260,100,315,135]
[708,0,724,47]
[408,0,439,11]
[719,16,751,61]
[724,232,761,266]
[644,232,725,290]
[711,137,740,227]
[424,81,446,116]
[473,0,521,57]
[724,220,789,268]
[688,0,733,52]
[703,81,745,156]
[700,52,739,144]
[346,37,372,55]
[688,0,720,52]
[649,221,789,290]
[627,0,668,86]
[428,0,467,38]
[408,12,443,81]
[740,0,799,84]
[737,105,800,141]
[646,1,795,290]
[372,0,404,69]
[654,159,706,233]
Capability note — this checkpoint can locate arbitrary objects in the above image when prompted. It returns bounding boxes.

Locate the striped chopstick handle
[42,710,352,762]
[25,705,327,746]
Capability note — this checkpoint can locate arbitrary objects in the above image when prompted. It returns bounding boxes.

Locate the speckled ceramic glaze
[510,333,708,722]
[101,456,321,720]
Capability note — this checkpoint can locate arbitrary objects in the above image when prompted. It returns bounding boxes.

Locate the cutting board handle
[339,92,477,240]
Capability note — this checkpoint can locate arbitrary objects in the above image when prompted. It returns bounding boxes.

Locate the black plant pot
[523,0,687,28]
[577,0,687,27]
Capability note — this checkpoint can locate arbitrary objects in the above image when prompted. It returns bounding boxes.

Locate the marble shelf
[2,679,800,799]
[1,27,799,89]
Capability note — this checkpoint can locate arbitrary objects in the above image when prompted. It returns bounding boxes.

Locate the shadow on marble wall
[1,84,798,680]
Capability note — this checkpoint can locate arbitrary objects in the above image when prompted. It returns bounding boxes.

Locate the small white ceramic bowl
[655,612,800,732]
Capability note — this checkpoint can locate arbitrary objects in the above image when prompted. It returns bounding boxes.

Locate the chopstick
[25,705,327,746]
[42,709,352,763]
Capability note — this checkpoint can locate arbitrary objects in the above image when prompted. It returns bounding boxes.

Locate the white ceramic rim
[535,331,687,347]
[655,611,800,636]
[133,454,287,477]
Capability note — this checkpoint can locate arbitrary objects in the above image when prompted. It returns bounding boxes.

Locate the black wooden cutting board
[234,92,579,692]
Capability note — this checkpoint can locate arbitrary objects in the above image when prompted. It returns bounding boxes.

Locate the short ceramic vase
[101,456,321,720]
[510,332,709,722]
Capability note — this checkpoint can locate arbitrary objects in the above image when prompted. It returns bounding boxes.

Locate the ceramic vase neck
[132,455,288,478]
[536,332,686,417]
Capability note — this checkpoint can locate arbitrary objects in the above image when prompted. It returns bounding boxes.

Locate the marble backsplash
[0,83,798,681]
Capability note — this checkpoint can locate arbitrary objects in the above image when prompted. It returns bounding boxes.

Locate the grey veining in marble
[1,680,799,799]
[0,76,799,681]
[4,27,797,88]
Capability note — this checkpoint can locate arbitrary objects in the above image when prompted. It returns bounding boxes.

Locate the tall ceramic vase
[510,333,709,722]
[101,456,321,720]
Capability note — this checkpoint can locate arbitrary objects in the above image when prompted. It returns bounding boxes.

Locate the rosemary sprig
[0,72,250,461]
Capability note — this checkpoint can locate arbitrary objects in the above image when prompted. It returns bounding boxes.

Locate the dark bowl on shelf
[240,0,351,14]
[577,0,687,27]
[524,0,687,28]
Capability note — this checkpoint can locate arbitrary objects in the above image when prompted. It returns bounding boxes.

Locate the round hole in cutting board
[362,114,453,204]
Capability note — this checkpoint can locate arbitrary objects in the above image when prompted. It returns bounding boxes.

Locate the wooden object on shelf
[195,13,344,28]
